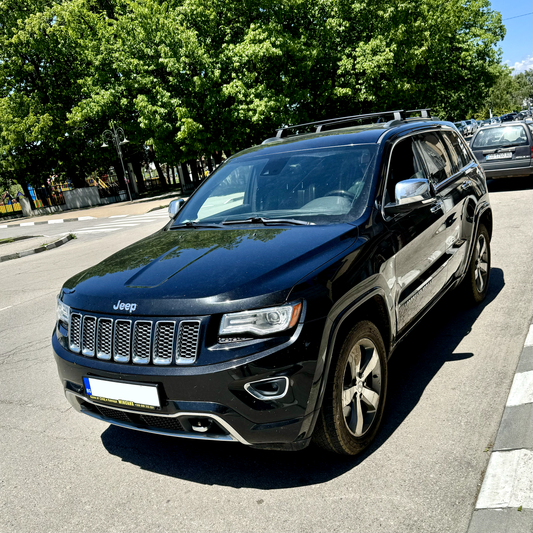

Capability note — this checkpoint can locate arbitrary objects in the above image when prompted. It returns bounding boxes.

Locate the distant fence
[0,196,22,216]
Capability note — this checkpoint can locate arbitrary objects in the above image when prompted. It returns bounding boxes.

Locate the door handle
[461,180,472,190]
[430,201,443,214]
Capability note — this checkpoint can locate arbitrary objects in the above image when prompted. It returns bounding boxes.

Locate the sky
[489,0,533,72]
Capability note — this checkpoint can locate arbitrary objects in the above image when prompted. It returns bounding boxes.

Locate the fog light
[244,377,289,401]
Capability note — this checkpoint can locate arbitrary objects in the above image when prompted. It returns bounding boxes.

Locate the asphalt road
[1,178,532,533]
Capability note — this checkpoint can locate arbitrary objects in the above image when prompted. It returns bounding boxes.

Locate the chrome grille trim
[81,316,97,357]
[96,318,113,360]
[153,321,176,366]
[132,321,152,364]
[68,312,202,366]
[113,320,132,363]
[176,321,201,364]
[69,313,82,354]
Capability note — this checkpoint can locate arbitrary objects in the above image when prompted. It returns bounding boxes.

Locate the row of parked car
[454,111,532,137]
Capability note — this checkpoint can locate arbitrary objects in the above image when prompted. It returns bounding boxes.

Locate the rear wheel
[463,223,491,304]
[313,321,387,455]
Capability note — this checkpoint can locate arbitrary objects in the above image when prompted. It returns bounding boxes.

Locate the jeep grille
[68,312,201,365]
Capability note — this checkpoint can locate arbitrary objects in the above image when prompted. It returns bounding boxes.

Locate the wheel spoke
[361,386,380,410]
[354,395,364,436]
[361,347,379,380]
[342,386,356,407]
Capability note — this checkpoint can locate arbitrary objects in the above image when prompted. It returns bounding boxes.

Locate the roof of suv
[233,111,454,159]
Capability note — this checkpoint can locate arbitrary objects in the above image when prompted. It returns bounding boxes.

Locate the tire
[463,223,491,304]
[313,321,388,455]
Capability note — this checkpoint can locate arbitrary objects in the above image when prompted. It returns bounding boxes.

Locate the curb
[0,234,76,262]
[468,323,533,533]
[0,216,96,229]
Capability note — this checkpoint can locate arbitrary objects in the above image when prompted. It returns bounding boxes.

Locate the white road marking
[48,219,64,224]
[95,223,140,227]
[525,324,533,347]
[0,225,7,229]
[506,371,533,406]
[73,228,121,234]
[476,449,533,509]
[78,216,96,221]
[20,222,35,226]
[0,306,13,312]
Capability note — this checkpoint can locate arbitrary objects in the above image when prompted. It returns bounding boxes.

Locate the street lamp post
[101,122,133,202]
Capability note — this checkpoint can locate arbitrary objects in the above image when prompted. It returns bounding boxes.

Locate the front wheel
[463,223,491,304]
[313,321,388,455]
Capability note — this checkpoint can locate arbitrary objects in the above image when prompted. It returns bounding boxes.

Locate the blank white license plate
[486,152,512,160]
[83,377,160,409]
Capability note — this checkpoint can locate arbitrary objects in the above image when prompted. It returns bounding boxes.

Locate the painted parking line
[0,306,13,312]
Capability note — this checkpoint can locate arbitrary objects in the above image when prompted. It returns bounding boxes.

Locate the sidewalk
[0,191,183,228]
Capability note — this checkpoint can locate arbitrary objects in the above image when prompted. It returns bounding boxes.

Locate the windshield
[173,145,379,226]
[472,125,528,149]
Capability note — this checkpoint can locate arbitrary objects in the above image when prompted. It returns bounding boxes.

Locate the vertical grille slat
[97,318,113,360]
[69,313,202,366]
[69,313,82,353]
[153,321,176,365]
[133,321,152,364]
[176,321,200,364]
[113,320,132,363]
[81,316,97,357]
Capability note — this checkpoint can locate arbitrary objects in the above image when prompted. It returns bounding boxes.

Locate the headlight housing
[219,302,302,337]
[56,296,70,327]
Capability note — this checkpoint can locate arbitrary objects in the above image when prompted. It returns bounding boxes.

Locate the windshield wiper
[171,221,223,229]
[222,217,312,226]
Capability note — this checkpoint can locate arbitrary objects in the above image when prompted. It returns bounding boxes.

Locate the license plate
[486,152,513,160]
[83,377,160,410]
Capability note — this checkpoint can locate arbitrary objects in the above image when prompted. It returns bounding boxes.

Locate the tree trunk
[188,159,200,184]
[171,165,176,185]
[153,160,169,189]
[131,159,146,194]
[113,159,127,191]
[180,163,191,185]
[213,151,223,166]
[206,157,213,173]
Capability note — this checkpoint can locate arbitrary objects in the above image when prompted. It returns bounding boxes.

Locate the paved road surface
[0,179,532,533]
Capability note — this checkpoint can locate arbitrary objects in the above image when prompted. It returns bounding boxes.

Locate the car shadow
[100,268,505,489]
[487,177,533,193]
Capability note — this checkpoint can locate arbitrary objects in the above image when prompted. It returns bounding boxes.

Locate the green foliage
[1,0,507,186]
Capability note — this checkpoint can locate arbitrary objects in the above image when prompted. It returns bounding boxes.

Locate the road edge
[0,234,76,262]
[468,322,533,533]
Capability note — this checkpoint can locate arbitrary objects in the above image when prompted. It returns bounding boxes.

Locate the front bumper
[52,320,325,449]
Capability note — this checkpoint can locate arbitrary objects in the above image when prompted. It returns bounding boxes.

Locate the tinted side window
[385,137,425,203]
[441,130,469,171]
[416,133,453,184]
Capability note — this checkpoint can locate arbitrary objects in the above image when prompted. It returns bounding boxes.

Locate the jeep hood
[62,225,358,315]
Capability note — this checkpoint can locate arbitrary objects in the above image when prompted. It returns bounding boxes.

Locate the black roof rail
[275,110,404,138]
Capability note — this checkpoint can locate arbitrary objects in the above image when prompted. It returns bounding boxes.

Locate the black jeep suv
[53,109,492,455]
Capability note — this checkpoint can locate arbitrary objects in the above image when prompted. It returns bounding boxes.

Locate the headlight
[219,302,302,336]
[56,296,70,326]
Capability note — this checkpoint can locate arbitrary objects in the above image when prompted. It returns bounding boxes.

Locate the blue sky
[489,0,533,72]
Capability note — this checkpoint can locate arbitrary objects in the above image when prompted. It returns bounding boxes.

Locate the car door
[382,134,450,333]
[439,129,485,279]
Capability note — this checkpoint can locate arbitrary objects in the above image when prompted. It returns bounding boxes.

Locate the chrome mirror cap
[168,198,185,218]
[395,178,432,205]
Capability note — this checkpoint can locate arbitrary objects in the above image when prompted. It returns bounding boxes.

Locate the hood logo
[113,300,137,313]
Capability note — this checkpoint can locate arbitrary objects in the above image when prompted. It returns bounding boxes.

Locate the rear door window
[441,130,470,172]
[415,132,454,185]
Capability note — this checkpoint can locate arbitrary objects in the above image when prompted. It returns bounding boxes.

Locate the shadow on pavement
[101,268,505,489]
[488,177,533,193]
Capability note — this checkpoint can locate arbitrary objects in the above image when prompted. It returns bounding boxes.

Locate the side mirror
[168,198,186,218]
[384,178,433,215]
